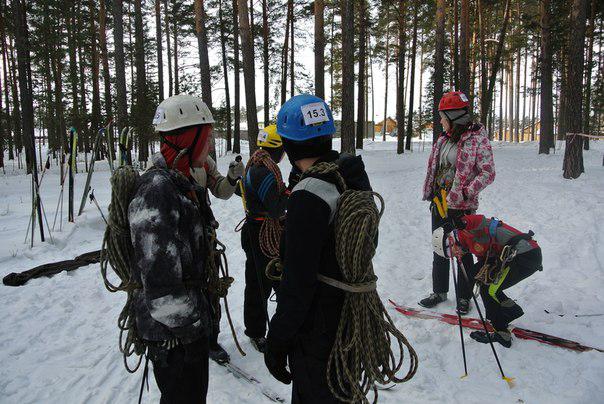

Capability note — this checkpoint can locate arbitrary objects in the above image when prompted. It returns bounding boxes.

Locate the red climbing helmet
[438,91,470,111]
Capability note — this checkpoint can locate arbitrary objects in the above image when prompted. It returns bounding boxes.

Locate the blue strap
[488,218,500,238]
[257,173,275,202]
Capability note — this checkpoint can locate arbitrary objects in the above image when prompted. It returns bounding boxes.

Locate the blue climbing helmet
[277,94,336,141]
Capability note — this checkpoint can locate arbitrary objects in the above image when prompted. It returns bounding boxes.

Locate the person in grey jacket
[128,94,241,403]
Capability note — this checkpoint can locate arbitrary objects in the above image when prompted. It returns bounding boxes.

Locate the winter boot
[209,342,230,364]
[456,298,471,315]
[419,292,447,308]
[470,330,512,348]
[250,337,267,353]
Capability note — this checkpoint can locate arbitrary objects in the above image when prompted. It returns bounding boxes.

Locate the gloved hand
[227,159,244,182]
[264,339,292,384]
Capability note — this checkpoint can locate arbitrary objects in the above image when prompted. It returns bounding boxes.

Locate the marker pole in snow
[53,153,66,231]
[68,127,78,222]
[452,242,515,387]
[106,124,115,173]
[89,190,108,225]
[78,120,112,216]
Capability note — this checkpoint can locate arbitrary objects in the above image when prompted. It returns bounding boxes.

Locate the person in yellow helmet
[239,124,289,353]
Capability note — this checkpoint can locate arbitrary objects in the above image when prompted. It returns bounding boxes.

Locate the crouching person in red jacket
[433,214,543,348]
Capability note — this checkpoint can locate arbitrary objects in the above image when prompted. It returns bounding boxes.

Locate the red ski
[389,300,603,353]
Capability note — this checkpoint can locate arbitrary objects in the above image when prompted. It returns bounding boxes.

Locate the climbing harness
[241,149,286,259]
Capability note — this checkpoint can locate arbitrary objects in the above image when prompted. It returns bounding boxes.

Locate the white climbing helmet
[152,94,215,132]
[432,227,450,259]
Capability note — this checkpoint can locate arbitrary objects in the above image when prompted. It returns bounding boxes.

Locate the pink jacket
[422,124,495,211]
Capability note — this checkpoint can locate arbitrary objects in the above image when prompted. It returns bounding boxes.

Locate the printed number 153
[306,109,326,119]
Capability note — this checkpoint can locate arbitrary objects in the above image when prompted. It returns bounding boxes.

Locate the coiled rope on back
[305,162,419,404]
[100,165,145,373]
[245,149,286,258]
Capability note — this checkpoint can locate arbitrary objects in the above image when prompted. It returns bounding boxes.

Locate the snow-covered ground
[1,140,603,404]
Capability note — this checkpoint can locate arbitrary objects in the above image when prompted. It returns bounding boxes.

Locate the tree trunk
[433,0,446,142]
[340,0,355,154]
[539,0,554,154]
[67,10,80,144]
[99,0,113,121]
[396,0,407,154]
[165,0,173,97]
[77,2,89,158]
[0,1,10,163]
[314,0,325,99]
[156,0,164,102]
[515,46,521,141]
[530,41,538,142]
[459,0,470,95]
[562,0,587,179]
[8,37,22,161]
[237,0,259,152]
[480,0,511,126]
[219,0,232,151]
[90,0,101,150]
[134,0,148,162]
[281,0,292,105]
[330,10,334,105]
[418,32,424,139]
[498,68,504,140]
[262,0,270,125]
[195,0,213,111]
[521,44,528,141]
[233,0,241,153]
[355,0,366,150]
[453,0,459,90]
[557,49,567,141]
[113,0,128,134]
[173,6,179,95]
[508,58,514,141]
[289,7,294,97]
[382,5,390,142]
[406,1,418,151]
[14,0,43,239]
[582,0,595,150]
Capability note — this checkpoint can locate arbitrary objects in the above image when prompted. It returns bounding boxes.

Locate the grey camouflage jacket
[128,163,211,343]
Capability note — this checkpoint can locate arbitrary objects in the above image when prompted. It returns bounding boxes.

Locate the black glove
[264,338,292,384]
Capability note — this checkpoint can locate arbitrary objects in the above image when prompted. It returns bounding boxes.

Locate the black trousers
[241,221,275,338]
[152,338,209,404]
[290,332,343,403]
[471,248,542,330]
[431,206,475,299]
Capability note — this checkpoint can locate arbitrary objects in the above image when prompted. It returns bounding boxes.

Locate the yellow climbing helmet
[257,124,282,149]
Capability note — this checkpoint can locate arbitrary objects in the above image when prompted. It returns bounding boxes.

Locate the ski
[389,300,604,353]
[221,362,286,403]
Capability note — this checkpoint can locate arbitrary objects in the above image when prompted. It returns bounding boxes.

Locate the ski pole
[434,190,468,378]
[452,244,515,388]
[89,190,108,225]
[449,246,468,379]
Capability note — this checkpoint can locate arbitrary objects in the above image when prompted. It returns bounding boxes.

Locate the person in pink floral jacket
[419,91,496,314]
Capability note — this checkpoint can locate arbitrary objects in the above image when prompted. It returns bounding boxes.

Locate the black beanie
[282,136,333,165]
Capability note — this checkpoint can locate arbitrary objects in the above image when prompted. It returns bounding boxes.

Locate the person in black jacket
[264,95,372,403]
[240,124,288,352]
